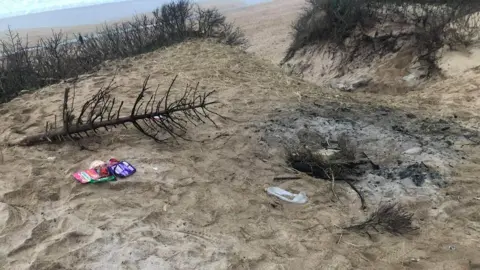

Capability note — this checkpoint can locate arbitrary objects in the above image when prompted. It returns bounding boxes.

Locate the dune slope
[0,40,479,270]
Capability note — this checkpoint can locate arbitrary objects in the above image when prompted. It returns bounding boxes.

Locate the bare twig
[273,175,302,181]
[329,168,340,202]
[344,178,366,210]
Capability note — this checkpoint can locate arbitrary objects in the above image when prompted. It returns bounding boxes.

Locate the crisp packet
[108,159,136,178]
[72,168,116,184]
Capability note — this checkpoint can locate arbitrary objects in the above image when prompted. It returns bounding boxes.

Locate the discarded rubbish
[403,147,423,155]
[72,168,116,184]
[265,186,308,204]
[108,159,136,178]
[89,160,107,169]
[72,158,136,184]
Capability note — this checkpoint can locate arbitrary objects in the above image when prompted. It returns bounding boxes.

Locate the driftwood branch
[12,75,220,146]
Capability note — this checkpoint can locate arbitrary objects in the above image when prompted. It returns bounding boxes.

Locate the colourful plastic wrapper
[108,159,136,178]
[72,158,136,184]
[72,168,116,184]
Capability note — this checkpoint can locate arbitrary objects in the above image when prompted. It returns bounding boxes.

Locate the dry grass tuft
[346,202,417,235]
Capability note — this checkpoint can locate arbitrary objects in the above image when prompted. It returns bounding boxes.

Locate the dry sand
[1,0,480,269]
[224,0,306,64]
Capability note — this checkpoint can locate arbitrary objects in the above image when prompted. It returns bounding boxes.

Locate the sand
[224,0,306,64]
[1,0,480,269]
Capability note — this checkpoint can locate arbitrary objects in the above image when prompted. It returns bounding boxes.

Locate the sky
[0,0,125,18]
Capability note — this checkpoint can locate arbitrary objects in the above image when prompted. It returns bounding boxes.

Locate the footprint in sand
[7,218,57,257]
[41,229,100,258]
[0,204,31,233]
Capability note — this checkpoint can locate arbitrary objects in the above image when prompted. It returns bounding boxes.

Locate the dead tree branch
[11,75,220,146]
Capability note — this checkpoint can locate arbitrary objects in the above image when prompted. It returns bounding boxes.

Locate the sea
[0,0,271,30]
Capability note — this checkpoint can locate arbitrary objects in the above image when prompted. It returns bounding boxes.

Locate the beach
[1,0,480,269]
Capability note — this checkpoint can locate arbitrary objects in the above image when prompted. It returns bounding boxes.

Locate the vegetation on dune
[346,202,417,236]
[0,0,247,103]
[283,0,480,76]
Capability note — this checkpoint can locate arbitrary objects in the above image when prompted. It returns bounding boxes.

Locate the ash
[259,102,477,205]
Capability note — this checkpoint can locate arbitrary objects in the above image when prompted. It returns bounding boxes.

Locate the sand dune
[0,40,479,270]
[1,0,480,269]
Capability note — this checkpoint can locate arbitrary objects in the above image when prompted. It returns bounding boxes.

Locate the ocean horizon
[1,0,271,30]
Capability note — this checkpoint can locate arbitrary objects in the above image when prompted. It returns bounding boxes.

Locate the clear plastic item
[265,187,308,204]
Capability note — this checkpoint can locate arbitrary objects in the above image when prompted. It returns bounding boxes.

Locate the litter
[72,168,116,184]
[265,186,308,204]
[72,158,136,184]
[89,160,106,169]
[108,158,136,178]
[403,147,423,155]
